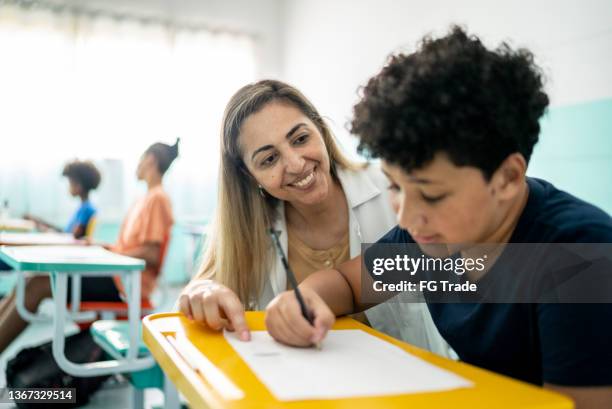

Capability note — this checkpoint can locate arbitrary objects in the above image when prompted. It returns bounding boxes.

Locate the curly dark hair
[352,25,549,179]
[62,160,101,194]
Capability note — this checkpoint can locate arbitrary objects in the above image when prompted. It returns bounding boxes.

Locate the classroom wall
[279,0,612,214]
[45,0,284,78]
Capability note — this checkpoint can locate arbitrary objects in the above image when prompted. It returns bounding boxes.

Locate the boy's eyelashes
[386,183,448,204]
[421,193,447,204]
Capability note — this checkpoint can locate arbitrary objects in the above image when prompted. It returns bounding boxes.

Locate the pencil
[269,228,321,349]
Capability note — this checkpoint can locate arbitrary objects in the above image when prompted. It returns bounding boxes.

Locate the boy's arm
[265,257,359,347]
[301,255,361,316]
[265,254,392,346]
[23,214,62,232]
[544,384,612,409]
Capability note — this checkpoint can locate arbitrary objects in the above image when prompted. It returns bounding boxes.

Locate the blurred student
[108,139,178,300]
[0,140,178,353]
[26,160,101,239]
[177,80,449,355]
[265,27,612,408]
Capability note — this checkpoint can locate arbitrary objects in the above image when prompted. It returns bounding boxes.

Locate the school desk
[0,232,82,246]
[142,311,574,409]
[0,218,35,232]
[0,245,154,377]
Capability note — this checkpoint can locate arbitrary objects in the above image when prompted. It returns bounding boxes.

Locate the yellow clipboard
[143,312,572,409]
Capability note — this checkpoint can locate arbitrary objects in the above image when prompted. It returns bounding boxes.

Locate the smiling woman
[240,102,336,212]
[177,79,450,356]
[198,80,359,308]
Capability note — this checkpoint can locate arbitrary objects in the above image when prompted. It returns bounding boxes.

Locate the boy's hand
[265,288,335,347]
[178,279,250,341]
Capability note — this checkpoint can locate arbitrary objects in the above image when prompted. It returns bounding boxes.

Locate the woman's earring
[258,184,265,197]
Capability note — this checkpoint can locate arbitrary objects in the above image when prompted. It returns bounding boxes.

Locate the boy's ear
[490,153,527,201]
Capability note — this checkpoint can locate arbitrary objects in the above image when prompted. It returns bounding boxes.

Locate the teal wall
[528,98,612,215]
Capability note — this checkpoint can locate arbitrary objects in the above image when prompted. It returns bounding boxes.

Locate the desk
[0,245,155,377]
[0,218,35,232]
[0,232,81,246]
[143,312,573,409]
[0,233,82,298]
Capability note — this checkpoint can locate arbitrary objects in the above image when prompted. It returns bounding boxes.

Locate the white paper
[225,329,472,401]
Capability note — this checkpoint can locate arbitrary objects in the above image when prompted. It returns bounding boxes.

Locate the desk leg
[15,270,47,322]
[127,269,142,361]
[163,374,180,409]
[70,274,81,315]
[65,274,97,322]
[52,271,156,377]
[52,272,70,369]
[132,388,144,409]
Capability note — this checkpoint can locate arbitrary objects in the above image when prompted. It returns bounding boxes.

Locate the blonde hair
[196,80,359,308]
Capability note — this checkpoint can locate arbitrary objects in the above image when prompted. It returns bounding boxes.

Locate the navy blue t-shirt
[374,177,612,386]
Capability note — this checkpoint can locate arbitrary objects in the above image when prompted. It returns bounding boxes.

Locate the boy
[263,27,612,408]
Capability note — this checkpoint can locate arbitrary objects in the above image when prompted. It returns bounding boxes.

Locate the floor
[0,281,186,409]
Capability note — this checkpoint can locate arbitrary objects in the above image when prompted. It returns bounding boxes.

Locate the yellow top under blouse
[286,228,350,286]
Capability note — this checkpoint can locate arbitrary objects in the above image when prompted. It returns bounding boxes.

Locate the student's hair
[62,160,101,194]
[196,79,358,307]
[146,139,180,175]
[352,25,550,180]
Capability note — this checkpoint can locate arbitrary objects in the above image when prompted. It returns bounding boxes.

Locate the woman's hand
[265,288,335,347]
[178,279,250,341]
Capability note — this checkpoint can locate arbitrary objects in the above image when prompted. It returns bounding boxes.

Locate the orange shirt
[112,185,174,299]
